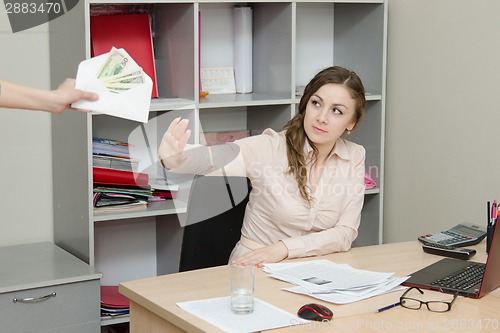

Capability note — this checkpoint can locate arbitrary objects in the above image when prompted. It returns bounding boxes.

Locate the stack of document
[264,260,409,304]
[100,286,130,318]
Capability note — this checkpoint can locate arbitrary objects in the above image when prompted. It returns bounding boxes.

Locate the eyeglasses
[400,287,457,312]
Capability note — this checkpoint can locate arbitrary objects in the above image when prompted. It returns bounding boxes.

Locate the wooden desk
[120,241,500,332]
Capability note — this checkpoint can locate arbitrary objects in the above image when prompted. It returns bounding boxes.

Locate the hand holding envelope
[72,47,153,123]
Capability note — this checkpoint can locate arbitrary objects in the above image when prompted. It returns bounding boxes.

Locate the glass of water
[230,262,255,314]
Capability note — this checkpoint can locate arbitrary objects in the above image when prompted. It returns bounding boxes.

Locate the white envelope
[72,50,153,123]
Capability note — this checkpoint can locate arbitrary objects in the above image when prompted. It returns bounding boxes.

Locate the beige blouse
[169,129,366,260]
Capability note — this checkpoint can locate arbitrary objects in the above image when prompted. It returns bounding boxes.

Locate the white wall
[1,1,499,247]
[384,0,500,242]
[0,13,53,246]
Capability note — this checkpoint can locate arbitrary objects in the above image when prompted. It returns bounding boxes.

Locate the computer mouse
[297,303,333,321]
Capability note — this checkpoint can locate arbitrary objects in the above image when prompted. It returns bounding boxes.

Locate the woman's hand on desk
[232,241,289,267]
[159,117,191,169]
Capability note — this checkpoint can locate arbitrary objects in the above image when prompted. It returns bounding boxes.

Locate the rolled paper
[233,6,253,93]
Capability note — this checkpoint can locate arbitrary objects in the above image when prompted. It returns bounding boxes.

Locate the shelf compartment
[94,199,187,222]
[296,2,385,95]
[332,2,386,95]
[153,3,196,101]
[349,99,383,185]
[94,218,159,286]
[199,104,293,136]
[199,2,293,101]
[353,193,382,246]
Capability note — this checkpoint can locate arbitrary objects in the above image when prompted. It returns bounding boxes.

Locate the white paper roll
[233,6,253,93]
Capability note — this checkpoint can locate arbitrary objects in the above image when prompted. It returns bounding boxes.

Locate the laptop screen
[479,223,500,297]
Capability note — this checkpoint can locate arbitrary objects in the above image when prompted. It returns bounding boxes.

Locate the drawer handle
[13,292,56,303]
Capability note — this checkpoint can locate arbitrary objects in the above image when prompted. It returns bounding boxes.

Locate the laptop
[403,223,500,298]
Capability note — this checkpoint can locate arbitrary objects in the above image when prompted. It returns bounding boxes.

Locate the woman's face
[303,83,357,154]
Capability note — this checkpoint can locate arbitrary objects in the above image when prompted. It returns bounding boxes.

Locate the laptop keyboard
[431,263,485,290]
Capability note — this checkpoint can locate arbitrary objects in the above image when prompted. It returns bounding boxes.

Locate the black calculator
[421,242,476,260]
[418,223,487,247]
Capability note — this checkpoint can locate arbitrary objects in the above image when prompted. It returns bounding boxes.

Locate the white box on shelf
[200,67,236,94]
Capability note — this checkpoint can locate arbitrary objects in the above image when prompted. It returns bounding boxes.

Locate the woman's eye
[312,100,321,107]
[332,108,343,115]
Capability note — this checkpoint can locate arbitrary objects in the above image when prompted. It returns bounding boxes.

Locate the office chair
[178,174,251,272]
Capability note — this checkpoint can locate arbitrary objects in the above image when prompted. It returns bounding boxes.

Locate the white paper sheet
[264,260,410,304]
[265,260,394,292]
[285,277,409,305]
[177,296,308,333]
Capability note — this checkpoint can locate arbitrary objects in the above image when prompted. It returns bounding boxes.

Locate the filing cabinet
[0,242,102,333]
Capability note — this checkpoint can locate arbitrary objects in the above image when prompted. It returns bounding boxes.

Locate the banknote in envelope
[72,46,153,123]
[97,47,145,93]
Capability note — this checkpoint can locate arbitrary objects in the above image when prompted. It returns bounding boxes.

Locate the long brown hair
[283,66,366,203]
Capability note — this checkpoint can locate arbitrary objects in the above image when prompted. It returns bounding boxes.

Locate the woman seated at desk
[158,66,367,266]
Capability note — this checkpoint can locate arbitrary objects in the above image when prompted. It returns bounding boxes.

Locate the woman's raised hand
[158,117,191,169]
